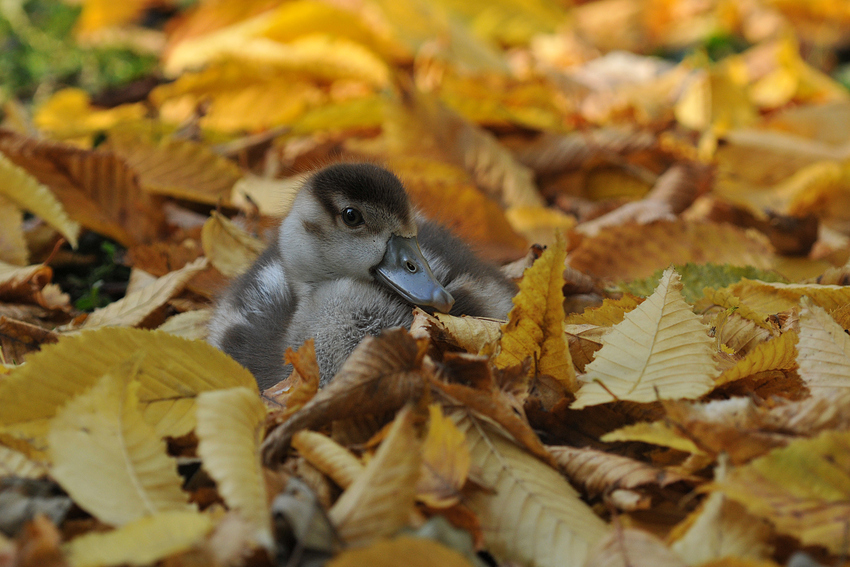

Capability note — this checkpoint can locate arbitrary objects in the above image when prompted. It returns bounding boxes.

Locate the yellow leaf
[0,328,256,446]
[369,0,505,70]
[48,355,191,526]
[433,0,565,46]
[417,404,470,508]
[64,510,213,567]
[156,309,212,341]
[291,430,364,490]
[166,33,389,86]
[495,233,575,390]
[33,88,146,140]
[728,279,850,313]
[796,298,850,396]
[564,295,643,327]
[424,62,571,130]
[431,312,502,354]
[504,205,576,248]
[0,151,80,248]
[201,213,265,278]
[572,268,716,408]
[230,173,305,217]
[712,430,850,554]
[75,0,152,35]
[454,409,609,567]
[151,62,326,133]
[106,127,243,205]
[329,404,421,546]
[0,195,26,265]
[196,387,271,549]
[259,0,404,62]
[675,66,757,132]
[669,490,773,564]
[72,257,208,331]
[327,535,474,567]
[698,287,774,331]
[601,421,704,455]
[716,331,798,386]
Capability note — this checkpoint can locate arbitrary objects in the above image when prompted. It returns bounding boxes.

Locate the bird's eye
[341,207,364,227]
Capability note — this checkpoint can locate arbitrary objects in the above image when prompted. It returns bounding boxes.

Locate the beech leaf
[495,232,575,390]
[201,213,265,278]
[0,327,256,446]
[328,404,421,546]
[712,430,850,554]
[64,510,213,567]
[48,355,191,526]
[572,268,716,408]
[453,409,609,567]
[196,387,272,549]
[71,257,208,331]
[796,298,850,396]
[0,151,80,248]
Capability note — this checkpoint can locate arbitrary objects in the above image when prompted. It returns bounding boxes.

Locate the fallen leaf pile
[2,1,850,566]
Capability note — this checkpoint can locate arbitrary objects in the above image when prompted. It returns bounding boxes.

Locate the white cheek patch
[251,263,289,310]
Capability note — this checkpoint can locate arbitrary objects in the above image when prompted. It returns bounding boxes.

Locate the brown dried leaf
[548,445,691,498]
[0,316,58,365]
[0,261,53,305]
[390,156,528,258]
[516,128,658,175]
[0,128,166,246]
[416,310,503,354]
[262,329,428,465]
[264,339,321,415]
[431,378,551,467]
[567,221,775,281]
[662,398,790,464]
[106,128,242,205]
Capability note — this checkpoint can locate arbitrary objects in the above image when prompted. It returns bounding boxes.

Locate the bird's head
[278,163,454,313]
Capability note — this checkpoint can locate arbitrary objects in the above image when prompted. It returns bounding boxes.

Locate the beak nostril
[405,261,417,273]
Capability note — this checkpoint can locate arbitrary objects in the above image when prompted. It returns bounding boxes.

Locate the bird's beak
[375,235,455,313]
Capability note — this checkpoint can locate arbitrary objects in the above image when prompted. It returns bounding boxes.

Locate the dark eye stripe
[341,207,364,227]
